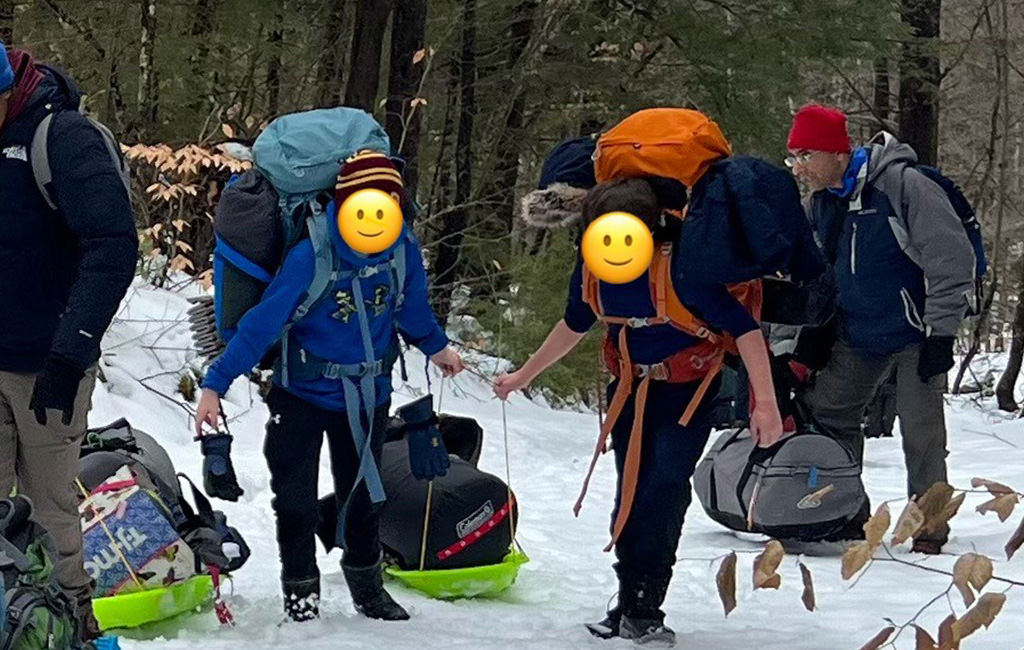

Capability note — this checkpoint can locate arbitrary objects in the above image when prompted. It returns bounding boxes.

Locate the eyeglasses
[784,151,814,168]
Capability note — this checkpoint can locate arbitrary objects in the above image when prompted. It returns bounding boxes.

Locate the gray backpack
[29,64,131,211]
[693,428,868,541]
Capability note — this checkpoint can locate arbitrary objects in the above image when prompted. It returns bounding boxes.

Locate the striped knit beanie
[335,150,405,206]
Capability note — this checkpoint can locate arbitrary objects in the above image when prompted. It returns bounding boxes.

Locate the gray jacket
[858,132,975,338]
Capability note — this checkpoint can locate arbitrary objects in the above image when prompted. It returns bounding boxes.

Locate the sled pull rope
[418,480,434,572]
[497,311,522,554]
[75,478,147,592]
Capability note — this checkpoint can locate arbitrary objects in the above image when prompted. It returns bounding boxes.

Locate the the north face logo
[796,484,835,510]
[2,145,27,162]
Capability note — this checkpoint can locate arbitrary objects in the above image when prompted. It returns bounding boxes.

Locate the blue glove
[397,395,450,481]
[199,433,244,501]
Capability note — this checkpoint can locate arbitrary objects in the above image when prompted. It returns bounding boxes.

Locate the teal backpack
[1,496,82,650]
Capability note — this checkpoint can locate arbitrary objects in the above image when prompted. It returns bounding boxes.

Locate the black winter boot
[584,604,622,639]
[618,570,676,647]
[282,575,320,622]
[342,560,410,621]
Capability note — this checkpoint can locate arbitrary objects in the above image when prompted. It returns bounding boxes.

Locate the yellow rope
[418,481,434,572]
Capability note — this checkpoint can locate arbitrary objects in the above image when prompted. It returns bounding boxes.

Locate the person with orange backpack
[496,173,783,645]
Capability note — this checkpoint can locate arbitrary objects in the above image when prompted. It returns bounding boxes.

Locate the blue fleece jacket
[203,204,447,411]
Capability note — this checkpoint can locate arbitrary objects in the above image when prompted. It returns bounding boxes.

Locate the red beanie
[335,150,405,206]
[787,104,851,153]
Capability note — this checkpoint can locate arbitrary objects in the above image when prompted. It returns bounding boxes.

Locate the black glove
[200,433,245,501]
[918,335,955,382]
[397,395,450,481]
[29,357,85,426]
[792,319,839,372]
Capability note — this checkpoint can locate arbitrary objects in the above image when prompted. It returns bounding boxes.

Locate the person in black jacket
[0,43,137,640]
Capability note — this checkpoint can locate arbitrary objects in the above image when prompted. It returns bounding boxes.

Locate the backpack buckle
[634,363,669,381]
[626,317,651,328]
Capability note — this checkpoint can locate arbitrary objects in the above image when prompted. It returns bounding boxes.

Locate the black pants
[609,378,716,581]
[264,387,390,581]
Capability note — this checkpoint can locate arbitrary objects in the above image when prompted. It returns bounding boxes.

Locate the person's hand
[29,357,85,427]
[918,335,955,382]
[493,370,531,401]
[196,388,223,437]
[430,346,465,377]
[750,399,784,448]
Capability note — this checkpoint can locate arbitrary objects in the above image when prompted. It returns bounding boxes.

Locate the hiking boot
[282,575,321,622]
[342,560,409,621]
[911,538,944,555]
[620,615,677,647]
[584,605,621,639]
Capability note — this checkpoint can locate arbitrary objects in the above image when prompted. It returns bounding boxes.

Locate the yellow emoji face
[581,212,654,284]
[337,189,403,254]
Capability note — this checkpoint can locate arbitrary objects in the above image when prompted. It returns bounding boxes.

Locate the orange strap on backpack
[575,243,760,551]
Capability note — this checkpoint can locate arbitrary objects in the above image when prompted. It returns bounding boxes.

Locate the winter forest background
[5,0,1024,410]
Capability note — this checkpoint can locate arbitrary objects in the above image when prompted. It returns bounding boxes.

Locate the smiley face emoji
[337,188,403,254]
[581,211,654,284]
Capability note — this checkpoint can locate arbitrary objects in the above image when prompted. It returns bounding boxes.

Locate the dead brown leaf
[799,562,815,612]
[858,626,895,650]
[1004,515,1024,560]
[937,614,958,650]
[841,540,874,580]
[952,592,1006,640]
[971,477,1016,497]
[913,625,938,650]
[715,552,737,617]
[952,553,994,606]
[752,540,784,590]
[864,503,891,548]
[976,493,1018,522]
[891,501,926,545]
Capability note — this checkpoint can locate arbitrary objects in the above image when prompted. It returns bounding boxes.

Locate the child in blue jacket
[196,152,463,622]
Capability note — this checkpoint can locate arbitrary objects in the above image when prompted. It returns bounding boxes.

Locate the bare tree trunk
[873,57,890,129]
[316,0,349,107]
[993,0,1020,411]
[40,0,127,124]
[952,1,1008,394]
[478,1,539,237]
[188,0,218,119]
[898,0,940,166]
[139,0,159,130]
[431,0,476,324]
[996,263,1024,411]
[0,0,13,44]
[385,0,427,198]
[344,0,393,112]
[266,3,284,116]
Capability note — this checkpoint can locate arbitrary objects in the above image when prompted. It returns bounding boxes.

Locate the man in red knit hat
[786,104,975,554]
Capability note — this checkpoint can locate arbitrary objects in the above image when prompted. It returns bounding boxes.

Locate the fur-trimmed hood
[519,182,588,228]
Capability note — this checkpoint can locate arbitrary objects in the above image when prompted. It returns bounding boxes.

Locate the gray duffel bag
[694,428,869,541]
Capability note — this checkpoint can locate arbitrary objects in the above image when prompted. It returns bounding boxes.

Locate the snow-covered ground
[93,282,1024,649]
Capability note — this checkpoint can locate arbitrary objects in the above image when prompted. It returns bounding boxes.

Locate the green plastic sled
[386,551,529,600]
[93,575,215,631]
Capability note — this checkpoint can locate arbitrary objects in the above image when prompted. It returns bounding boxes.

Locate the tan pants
[0,368,97,600]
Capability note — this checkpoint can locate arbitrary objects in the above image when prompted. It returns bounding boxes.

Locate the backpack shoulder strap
[30,114,58,211]
[30,111,131,212]
[279,206,336,388]
[581,265,603,317]
[656,243,718,341]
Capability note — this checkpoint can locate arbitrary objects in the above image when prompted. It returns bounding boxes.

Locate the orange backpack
[575,108,763,551]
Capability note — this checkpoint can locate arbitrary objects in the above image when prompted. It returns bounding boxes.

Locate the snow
[93,281,1024,649]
